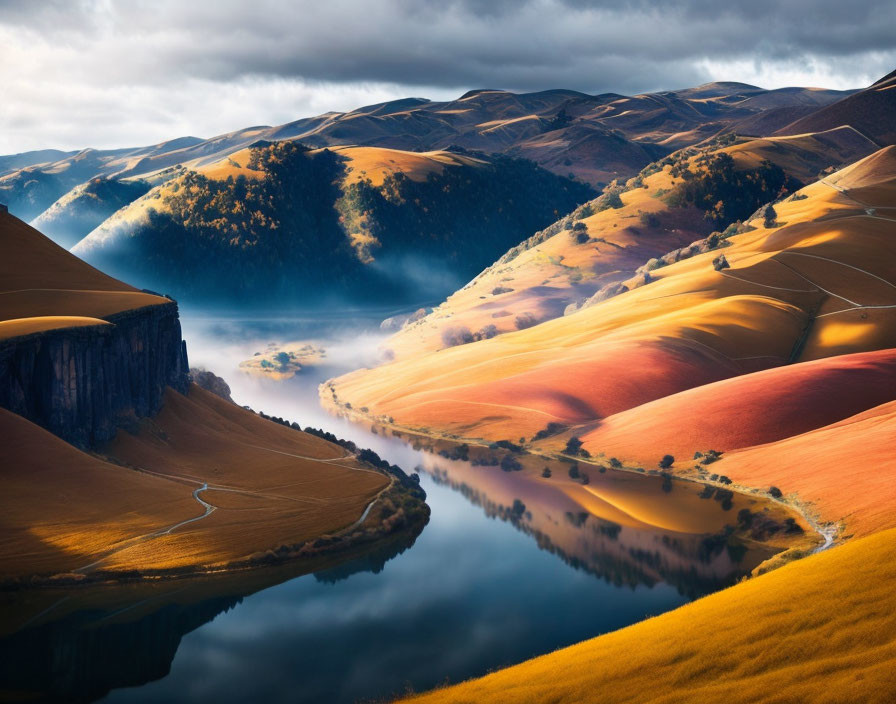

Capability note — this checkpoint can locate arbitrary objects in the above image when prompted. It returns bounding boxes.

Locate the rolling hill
[0,212,428,581]
[326,145,896,538]
[776,69,896,147]
[380,126,878,360]
[70,141,594,304]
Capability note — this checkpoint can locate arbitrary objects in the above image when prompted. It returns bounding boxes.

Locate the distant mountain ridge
[0,76,880,308]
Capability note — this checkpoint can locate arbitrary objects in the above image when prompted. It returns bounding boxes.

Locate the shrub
[500,454,523,472]
[784,517,804,534]
[541,467,552,478]
[441,325,474,347]
[515,312,538,330]
[564,436,584,455]
[763,203,778,228]
[769,486,783,499]
[533,422,567,441]
[659,454,675,469]
[474,324,498,341]
[511,499,526,517]
[568,463,580,479]
[275,351,291,368]
[609,457,622,468]
[639,211,660,228]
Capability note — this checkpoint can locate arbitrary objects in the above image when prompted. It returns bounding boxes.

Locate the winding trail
[73,443,392,575]
[162,483,215,535]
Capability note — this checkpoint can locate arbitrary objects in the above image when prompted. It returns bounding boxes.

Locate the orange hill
[329,147,896,444]
[575,348,896,466]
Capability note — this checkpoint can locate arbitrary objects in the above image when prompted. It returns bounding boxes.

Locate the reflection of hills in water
[0,530,422,704]
[416,449,780,599]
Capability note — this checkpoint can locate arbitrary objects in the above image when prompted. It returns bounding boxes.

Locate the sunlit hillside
[406,525,896,704]
[326,146,896,539]
[381,127,878,360]
[0,212,426,581]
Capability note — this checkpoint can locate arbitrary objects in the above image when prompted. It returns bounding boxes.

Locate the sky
[1,0,894,154]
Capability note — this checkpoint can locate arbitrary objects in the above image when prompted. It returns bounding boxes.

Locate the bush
[659,454,675,469]
[500,454,523,472]
[533,422,567,441]
[564,436,584,455]
[541,467,552,478]
[275,351,291,368]
[763,203,778,228]
[474,324,498,341]
[568,463,580,479]
[515,312,539,330]
[609,457,622,468]
[769,486,783,499]
[441,326,474,347]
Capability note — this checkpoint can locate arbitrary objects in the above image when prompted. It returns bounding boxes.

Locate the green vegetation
[673,153,801,226]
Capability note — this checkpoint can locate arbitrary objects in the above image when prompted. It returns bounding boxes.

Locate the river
[0,312,782,703]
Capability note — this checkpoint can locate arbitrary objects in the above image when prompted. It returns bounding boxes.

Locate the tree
[763,203,778,228]
[275,351,291,369]
[541,467,552,478]
[659,454,675,469]
[769,486,783,499]
[564,436,584,455]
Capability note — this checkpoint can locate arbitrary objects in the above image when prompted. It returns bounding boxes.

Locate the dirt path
[73,443,391,575]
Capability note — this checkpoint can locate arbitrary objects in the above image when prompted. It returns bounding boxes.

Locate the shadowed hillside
[776,69,896,146]
[72,141,594,304]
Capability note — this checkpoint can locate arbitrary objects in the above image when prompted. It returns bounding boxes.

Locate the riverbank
[320,387,817,575]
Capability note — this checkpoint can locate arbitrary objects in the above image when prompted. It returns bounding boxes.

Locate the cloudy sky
[1,0,894,153]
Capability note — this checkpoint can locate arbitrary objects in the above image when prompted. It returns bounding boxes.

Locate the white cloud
[0,0,893,153]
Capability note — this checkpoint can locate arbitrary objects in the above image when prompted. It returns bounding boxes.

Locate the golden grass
[0,315,110,340]
[330,145,487,187]
[331,148,896,447]
[0,386,388,578]
[406,527,896,704]
[0,212,167,328]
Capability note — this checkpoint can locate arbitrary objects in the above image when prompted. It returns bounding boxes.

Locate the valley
[1,61,895,704]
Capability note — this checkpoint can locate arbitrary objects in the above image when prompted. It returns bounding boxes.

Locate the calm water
[0,313,766,703]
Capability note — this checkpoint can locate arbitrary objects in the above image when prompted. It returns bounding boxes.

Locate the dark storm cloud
[3,0,894,92]
[0,0,894,152]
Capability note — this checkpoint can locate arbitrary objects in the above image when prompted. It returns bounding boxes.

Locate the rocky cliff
[0,301,189,447]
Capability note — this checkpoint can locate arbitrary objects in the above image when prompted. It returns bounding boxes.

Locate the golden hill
[327,147,896,537]
[0,213,424,581]
[0,209,168,326]
[0,387,389,579]
[405,525,896,704]
[381,128,878,361]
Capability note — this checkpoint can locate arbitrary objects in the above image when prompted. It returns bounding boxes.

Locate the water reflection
[0,533,421,703]
[0,314,793,703]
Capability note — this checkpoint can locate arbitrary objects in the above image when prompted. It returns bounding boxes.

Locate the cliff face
[0,302,189,447]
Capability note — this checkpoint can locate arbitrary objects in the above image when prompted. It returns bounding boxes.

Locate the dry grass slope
[406,527,896,704]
